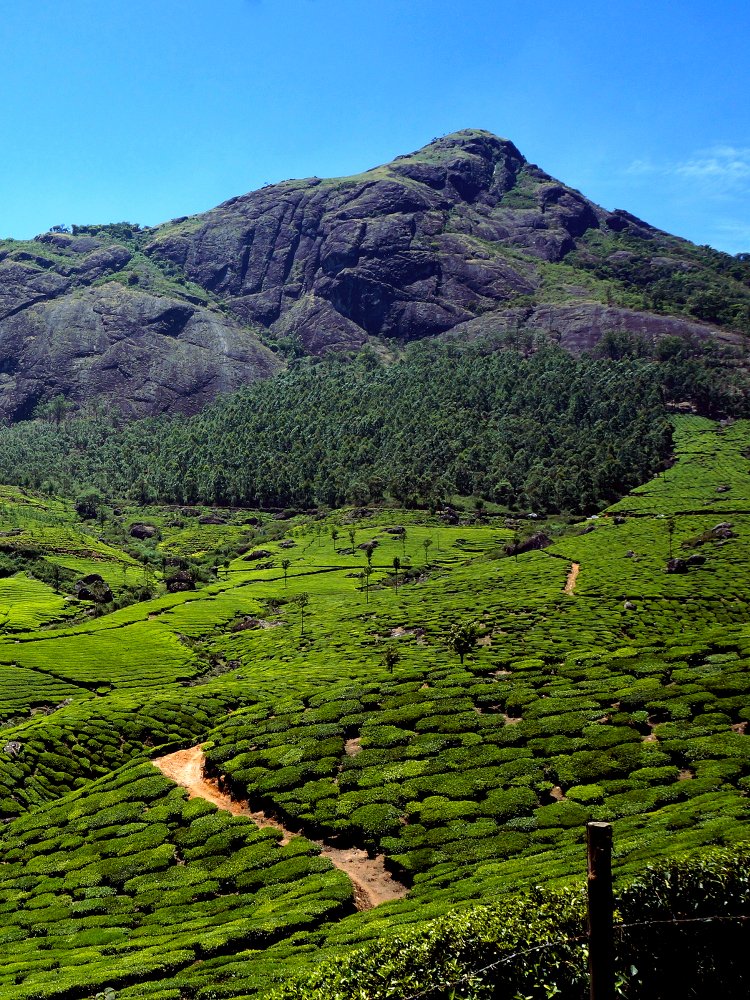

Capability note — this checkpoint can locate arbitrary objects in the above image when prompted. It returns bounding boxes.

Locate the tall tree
[448,620,479,665]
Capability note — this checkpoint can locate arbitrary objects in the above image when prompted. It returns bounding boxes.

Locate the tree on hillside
[360,565,373,604]
[383,645,400,674]
[331,527,339,552]
[392,556,401,590]
[294,592,310,636]
[75,488,102,521]
[423,538,433,566]
[448,620,479,665]
[666,516,676,559]
[348,527,356,548]
[281,558,291,588]
[34,394,73,427]
[361,541,377,567]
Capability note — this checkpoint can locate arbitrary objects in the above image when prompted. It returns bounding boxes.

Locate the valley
[0,415,747,997]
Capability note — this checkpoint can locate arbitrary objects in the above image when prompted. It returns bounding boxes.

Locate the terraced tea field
[0,415,748,998]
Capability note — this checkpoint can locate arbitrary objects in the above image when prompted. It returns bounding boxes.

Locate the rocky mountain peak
[0,129,745,421]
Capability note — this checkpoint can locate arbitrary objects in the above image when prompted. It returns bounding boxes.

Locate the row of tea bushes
[203,641,750,898]
[0,683,256,816]
[0,761,354,1000]
[262,845,750,1000]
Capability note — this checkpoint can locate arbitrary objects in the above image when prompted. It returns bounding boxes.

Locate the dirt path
[153,746,408,910]
[153,746,289,838]
[563,562,580,595]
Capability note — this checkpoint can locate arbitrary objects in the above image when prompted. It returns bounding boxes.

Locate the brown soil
[153,745,408,910]
[550,785,566,801]
[344,737,362,757]
[319,846,405,909]
[563,562,580,595]
[678,768,694,781]
[641,718,659,742]
[153,746,290,838]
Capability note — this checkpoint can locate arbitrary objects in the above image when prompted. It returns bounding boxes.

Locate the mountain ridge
[0,128,748,418]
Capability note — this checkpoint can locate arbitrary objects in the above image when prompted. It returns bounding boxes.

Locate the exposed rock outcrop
[0,283,279,420]
[0,129,741,419]
[145,129,737,356]
[74,574,113,603]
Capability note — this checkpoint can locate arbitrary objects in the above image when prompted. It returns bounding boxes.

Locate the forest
[0,337,743,514]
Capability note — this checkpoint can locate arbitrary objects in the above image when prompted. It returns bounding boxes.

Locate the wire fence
[403,913,750,1000]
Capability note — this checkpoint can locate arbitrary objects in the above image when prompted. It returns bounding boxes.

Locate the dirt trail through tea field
[154,746,408,910]
[563,562,580,595]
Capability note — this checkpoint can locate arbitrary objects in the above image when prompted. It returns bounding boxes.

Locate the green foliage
[75,488,103,520]
[268,846,750,1000]
[448,620,479,664]
[0,345,676,513]
[0,417,747,998]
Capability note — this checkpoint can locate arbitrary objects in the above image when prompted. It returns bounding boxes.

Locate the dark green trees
[449,620,479,665]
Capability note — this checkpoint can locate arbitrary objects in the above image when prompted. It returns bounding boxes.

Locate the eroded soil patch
[153,745,408,910]
[563,562,580,595]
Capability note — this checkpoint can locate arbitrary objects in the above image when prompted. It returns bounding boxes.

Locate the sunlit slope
[0,416,747,998]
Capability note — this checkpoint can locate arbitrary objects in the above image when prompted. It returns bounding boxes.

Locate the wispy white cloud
[625,157,660,176]
[675,146,750,185]
[625,145,750,192]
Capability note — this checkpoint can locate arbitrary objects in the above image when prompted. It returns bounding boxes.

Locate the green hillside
[1,338,747,511]
[0,414,746,997]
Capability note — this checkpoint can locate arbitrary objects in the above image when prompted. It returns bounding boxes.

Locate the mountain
[1,128,748,418]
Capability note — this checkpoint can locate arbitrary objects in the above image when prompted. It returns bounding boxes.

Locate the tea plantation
[0,415,747,998]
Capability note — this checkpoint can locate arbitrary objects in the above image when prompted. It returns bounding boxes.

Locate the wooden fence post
[587,821,614,1000]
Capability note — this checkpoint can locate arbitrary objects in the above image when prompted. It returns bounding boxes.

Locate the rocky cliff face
[0,231,280,419]
[144,129,743,357]
[0,129,745,418]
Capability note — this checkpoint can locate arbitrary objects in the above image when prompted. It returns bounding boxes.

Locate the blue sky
[2,0,749,252]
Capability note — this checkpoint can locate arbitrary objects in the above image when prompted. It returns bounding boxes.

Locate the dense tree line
[0,343,687,513]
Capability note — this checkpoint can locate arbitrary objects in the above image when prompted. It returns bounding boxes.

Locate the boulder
[243,549,272,561]
[74,574,113,603]
[344,508,373,521]
[198,514,226,525]
[165,570,195,593]
[665,558,688,574]
[504,532,552,557]
[130,522,157,540]
[231,616,278,632]
[711,522,735,539]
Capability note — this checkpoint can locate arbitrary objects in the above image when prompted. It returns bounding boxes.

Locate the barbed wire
[402,913,750,1000]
